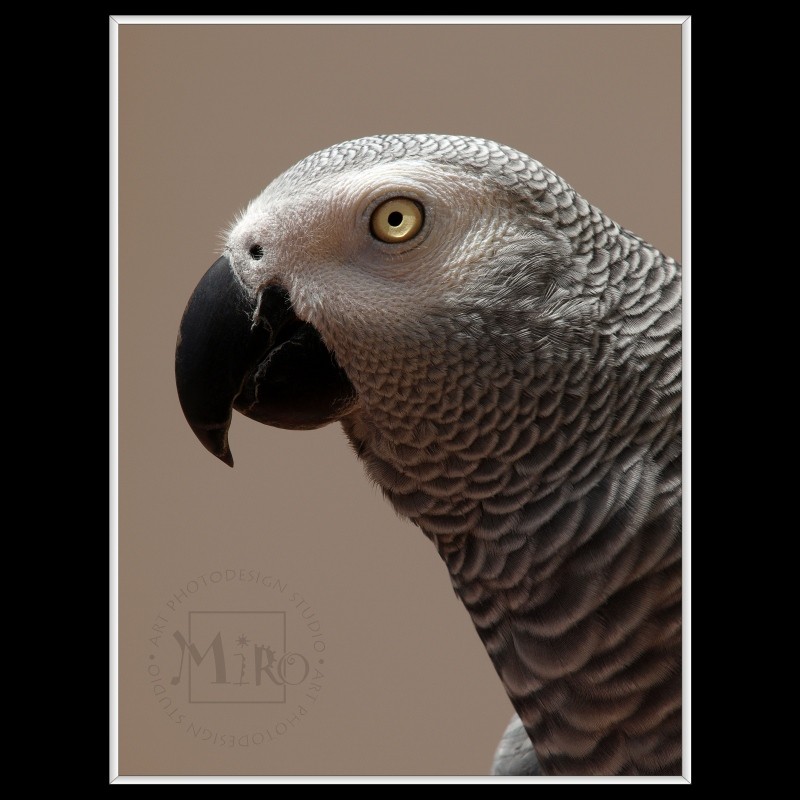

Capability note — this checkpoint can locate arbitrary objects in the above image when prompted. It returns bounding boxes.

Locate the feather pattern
[228,134,681,775]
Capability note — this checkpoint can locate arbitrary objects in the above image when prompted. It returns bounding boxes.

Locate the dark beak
[175,256,355,466]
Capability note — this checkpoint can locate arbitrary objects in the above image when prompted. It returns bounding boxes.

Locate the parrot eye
[249,244,264,260]
[370,198,424,243]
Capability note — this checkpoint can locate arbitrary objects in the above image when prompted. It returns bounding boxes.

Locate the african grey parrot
[175,134,682,776]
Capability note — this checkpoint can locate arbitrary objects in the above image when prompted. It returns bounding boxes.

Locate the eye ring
[370,198,424,243]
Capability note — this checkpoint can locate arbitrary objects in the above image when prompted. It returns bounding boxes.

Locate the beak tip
[189,423,235,468]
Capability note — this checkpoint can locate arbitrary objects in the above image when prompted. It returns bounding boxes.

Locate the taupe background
[118,22,681,776]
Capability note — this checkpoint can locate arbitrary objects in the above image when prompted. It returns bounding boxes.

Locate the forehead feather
[252,157,512,221]
[266,134,561,201]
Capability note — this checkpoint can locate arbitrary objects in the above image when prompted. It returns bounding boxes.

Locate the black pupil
[387,211,403,227]
[249,244,264,260]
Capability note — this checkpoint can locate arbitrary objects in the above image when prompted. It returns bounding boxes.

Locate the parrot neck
[345,389,681,775]
[339,301,681,774]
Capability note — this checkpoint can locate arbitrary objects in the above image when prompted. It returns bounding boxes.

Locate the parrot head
[175,134,594,466]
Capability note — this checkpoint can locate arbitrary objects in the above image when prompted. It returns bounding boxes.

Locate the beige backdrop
[118,22,682,777]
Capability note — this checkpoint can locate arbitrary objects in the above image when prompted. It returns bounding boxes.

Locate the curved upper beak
[175,256,268,465]
[175,256,355,466]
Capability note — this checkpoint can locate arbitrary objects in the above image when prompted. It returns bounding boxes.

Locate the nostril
[249,244,264,260]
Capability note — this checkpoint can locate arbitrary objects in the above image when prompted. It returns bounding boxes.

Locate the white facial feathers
[226,157,563,338]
